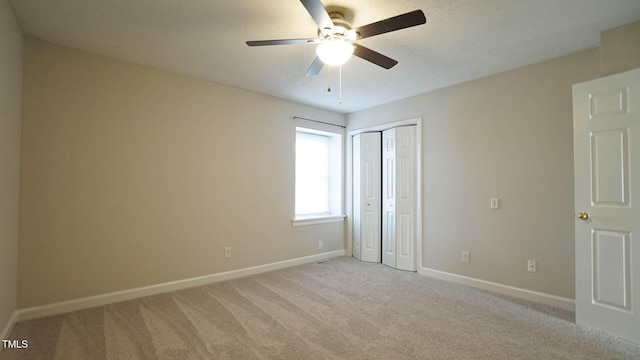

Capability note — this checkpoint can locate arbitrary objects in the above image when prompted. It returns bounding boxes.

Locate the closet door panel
[354,132,382,263]
[396,126,417,271]
[382,129,397,268]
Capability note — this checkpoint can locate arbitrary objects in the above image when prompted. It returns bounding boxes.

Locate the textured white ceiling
[8,0,640,113]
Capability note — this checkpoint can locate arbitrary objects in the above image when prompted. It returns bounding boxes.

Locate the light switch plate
[490,198,499,209]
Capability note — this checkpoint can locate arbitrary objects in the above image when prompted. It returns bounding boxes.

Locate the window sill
[292,215,346,227]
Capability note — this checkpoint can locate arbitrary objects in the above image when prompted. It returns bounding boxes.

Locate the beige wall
[0,0,22,333]
[348,49,600,299]
[18,39,345,308]
[601,21,640,76]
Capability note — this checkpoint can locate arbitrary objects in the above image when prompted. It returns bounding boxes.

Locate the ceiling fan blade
[305,57,324,77]
[353,45,398,69]
[246,39,316,46]
[300,0,334,30]
[353,9,426,40]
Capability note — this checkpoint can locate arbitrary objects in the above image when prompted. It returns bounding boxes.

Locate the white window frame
[293,120,345,227]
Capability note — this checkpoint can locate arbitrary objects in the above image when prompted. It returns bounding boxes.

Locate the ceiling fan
[246,0,426,77]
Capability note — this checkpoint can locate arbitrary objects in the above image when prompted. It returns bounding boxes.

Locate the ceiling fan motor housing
[318,12,358,41]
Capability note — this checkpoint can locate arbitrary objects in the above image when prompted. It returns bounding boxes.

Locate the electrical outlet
[461,251,470,263]
[528,260,536,272]
[318,241,323,250]
[224,247,232,258]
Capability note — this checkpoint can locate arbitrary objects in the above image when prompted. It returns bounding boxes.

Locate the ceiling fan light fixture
[316,39,354,66]
[345,29,358,41]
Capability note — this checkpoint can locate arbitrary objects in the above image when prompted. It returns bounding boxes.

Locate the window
[296,131,330,215]
[294,124,344,226]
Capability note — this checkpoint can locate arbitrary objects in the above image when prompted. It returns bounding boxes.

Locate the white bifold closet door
[353,126,417,270]
[353,132,382,263]
[382,126,417,271]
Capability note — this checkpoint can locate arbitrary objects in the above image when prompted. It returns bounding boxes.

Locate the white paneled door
[382,129,397,268]
[382,126,417,271]
[573,68,640,344]
[353,132,382,263]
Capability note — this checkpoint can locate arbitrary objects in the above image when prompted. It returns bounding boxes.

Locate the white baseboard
[418,267,575,311]
[17,250,345,322]
[0,311,18,352]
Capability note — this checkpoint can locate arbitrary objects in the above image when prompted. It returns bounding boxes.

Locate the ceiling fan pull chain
[327,65,332,92]
[339,64,343,104]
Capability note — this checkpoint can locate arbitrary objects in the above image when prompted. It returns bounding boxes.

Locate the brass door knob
[578,211,590,220]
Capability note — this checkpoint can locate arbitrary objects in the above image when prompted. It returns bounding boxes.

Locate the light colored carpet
[2,256,639,359]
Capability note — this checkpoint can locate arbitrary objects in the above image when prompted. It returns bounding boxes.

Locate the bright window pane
[296,131,330,215]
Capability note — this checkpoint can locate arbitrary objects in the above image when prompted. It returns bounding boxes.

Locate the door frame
[345,117,423,269]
